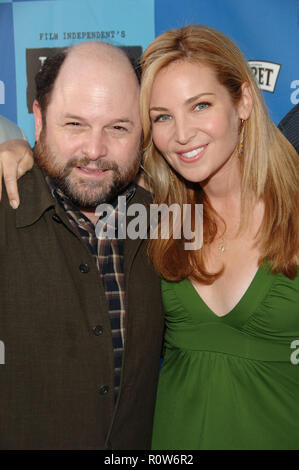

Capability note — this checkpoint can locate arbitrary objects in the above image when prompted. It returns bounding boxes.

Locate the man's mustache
[65,157,119,172]
[57,157,120,179]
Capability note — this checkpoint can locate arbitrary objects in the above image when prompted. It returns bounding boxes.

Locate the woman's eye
[194,102,209,111]
[153,114,171,123]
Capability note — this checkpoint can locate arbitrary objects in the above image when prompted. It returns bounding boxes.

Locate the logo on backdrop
[25,45,142,113]
[248,60,281,93]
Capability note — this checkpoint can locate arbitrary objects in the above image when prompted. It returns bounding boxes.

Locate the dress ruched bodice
[152,264,299,450]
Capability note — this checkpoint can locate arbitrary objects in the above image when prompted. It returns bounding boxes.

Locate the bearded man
[0,42,164,450]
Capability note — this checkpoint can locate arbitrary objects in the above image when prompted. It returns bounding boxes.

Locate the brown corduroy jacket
[0,164,164,450]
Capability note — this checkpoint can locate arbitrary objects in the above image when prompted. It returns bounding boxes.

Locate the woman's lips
[177,144,207,163]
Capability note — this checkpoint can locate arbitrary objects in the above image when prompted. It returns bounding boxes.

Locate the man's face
[33,53,142,208]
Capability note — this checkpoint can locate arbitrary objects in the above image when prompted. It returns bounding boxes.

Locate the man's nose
[81,130,108,160]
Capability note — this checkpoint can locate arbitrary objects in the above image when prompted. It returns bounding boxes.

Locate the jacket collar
[123,184,153,273]
[15,163,56,228]
[15,164,152,231]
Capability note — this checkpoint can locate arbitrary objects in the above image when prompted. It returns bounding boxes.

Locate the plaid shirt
[46,176,135,401]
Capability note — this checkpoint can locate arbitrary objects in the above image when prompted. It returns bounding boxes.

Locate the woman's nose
[174,118,196,145]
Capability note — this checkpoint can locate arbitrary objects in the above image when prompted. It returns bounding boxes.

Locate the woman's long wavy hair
[140,25,299,282]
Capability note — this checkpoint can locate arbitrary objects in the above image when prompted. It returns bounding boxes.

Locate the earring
[238,119,245,158]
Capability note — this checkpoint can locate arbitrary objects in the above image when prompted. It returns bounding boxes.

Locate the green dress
[152,264,299,450]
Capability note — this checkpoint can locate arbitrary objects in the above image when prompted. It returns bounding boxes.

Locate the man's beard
[34,130,142,209]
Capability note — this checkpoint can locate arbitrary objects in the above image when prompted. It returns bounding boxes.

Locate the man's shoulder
[0,163,55,227]
[278,104,299,152]
[0,163,44,210]
[18,163,52,201]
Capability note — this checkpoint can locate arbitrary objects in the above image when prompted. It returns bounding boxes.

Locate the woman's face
[149,60,251,184]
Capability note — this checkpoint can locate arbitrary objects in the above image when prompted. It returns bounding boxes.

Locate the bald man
[0,42,164,450]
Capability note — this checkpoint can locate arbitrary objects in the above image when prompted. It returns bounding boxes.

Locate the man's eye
[67,122,81,126]
[113,125,127,131]
[194,102,210,111]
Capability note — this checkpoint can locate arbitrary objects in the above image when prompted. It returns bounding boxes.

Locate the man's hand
[0,139,34,208]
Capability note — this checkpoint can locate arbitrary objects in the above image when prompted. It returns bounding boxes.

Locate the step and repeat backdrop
[0,0,298,145]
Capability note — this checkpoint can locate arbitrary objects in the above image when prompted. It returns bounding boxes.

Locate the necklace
[217,221,240,253]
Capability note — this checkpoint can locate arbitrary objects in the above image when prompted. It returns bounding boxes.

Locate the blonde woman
[1,26,299,449]
[140,25,299,449]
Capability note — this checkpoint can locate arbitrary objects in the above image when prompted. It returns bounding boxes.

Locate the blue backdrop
[0,0,298,145]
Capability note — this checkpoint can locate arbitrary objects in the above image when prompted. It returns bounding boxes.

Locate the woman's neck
[201,153,242,218]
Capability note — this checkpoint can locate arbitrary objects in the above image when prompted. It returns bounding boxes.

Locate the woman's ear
[238,82,253,120]
[32,100,43,142]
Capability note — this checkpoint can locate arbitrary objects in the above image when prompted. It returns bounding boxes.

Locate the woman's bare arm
[0,139,34,208]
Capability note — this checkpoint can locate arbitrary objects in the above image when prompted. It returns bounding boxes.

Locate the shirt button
[52,214,62,223]
[93,325,103,336]
[79,263,90,273]
[98,385,109,395]
[78,218,85,224]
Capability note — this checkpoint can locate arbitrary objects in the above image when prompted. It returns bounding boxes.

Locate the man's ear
[33,100,43,141]
[238,82,253,120]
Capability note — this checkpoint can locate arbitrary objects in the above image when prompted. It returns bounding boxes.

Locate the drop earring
[238,119,245,158]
